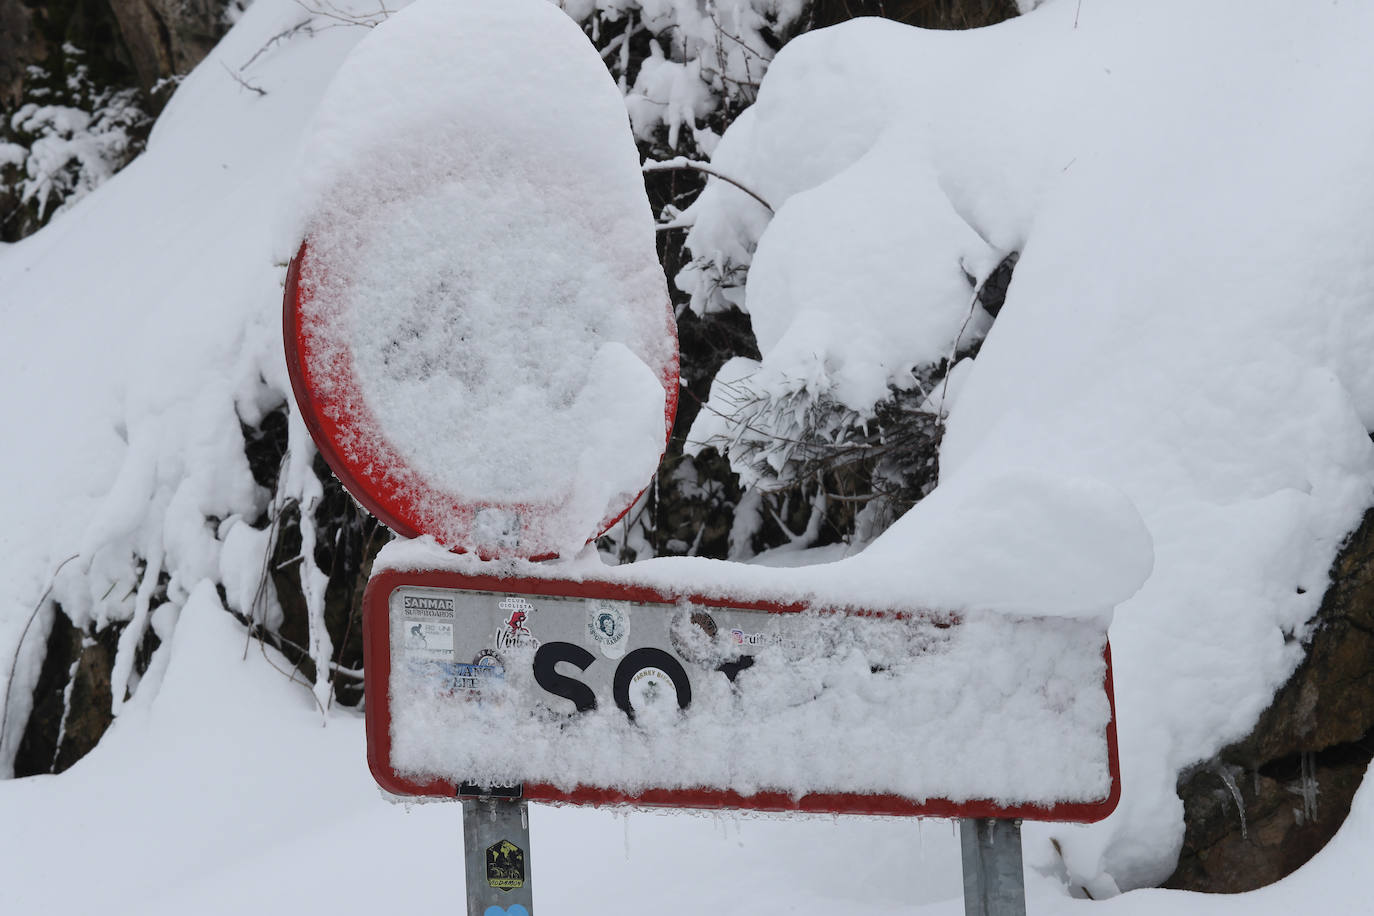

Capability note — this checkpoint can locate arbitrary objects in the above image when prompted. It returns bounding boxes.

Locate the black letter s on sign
[533,642,598,713]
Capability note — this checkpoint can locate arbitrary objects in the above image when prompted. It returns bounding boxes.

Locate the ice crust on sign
[388,592,1112,807]
[291,0,673,556]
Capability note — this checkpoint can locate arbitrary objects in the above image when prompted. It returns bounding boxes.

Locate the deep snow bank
[679,0,1374,890]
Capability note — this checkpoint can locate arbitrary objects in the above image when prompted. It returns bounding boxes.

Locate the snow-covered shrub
[560,1,806,155]
[0,46,150,240]
[573,1,1023,560]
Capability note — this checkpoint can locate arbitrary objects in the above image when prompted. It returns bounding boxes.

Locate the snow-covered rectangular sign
[363,569,1120,821]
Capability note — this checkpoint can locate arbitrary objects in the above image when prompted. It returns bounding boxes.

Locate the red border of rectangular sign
[363,568,1122,822]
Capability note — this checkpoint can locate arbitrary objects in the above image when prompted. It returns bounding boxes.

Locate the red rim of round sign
[283,239,680,559]
[361,569,1123,822]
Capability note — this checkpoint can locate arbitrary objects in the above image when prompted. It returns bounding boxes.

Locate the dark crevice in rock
[241,401,289,519]
[12,571,167,777]
[12,606,78,777]
[1258,735,1374,783]
[978,251,1019,318]
[806,0,1020,31]
[13,606,120,777]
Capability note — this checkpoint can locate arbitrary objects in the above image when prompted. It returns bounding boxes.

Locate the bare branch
[0,553,80,759]
[290,0,389,28]
[240,19,316,71]
[643,156,774,213]
[221,63,267,97]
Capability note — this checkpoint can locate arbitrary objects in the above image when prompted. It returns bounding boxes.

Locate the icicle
[284,410,332,718]
[1214,762,1248,841]
[1302,750,1318,823]
[110,541,164,715]
[1288,750,1319,825]
[296,488,333,718]
[49,650,83,772]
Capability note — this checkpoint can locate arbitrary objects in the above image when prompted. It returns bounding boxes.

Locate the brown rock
[52,626,120,772]
[106,0,226,91]
[1167,507,1374,891]
[0,0,44,108]
[12,607,118,777]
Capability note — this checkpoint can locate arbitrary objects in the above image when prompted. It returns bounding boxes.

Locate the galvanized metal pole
[959,818,1026,916]
[463,796,534,916]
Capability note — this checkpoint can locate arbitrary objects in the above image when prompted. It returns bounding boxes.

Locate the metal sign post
[960,818,1027,916]
[462,789,534,916]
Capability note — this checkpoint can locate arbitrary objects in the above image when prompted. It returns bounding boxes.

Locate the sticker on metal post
[486,839,527,892]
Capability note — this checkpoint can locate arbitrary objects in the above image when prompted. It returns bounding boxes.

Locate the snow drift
[681,0,1374,890]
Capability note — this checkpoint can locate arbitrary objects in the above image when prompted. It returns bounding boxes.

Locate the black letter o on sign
[612,648,691,721]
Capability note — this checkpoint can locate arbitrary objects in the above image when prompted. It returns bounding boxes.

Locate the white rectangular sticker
[402,620,453,659]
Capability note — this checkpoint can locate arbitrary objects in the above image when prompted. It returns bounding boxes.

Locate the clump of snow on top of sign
[288,0,674,557]
[379,466,1153,620]
[675,0,1374,893]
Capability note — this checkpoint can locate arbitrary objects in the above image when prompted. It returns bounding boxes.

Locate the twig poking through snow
[221,63,267,97]
[0,553,80,761]
[239,19,316,72]
[934,262,1005,423]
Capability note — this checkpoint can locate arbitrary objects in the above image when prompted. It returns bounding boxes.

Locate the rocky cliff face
[105,0,227,91]
[0,0,46,109]
[1,0,226,101]
[0,0,230,240]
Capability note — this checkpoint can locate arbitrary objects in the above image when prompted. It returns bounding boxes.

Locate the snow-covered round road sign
[283,0,677,559]
[363,568,1121,822]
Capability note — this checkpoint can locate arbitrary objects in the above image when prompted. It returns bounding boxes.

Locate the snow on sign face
[284,0,677,559]
[364,569,1121,820]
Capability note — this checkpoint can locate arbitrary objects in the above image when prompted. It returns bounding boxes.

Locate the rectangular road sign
[363,568,1120,821]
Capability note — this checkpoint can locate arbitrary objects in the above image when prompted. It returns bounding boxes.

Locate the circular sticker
[586,599,630,658]
[627,666,676,714]
[669,610,718,665]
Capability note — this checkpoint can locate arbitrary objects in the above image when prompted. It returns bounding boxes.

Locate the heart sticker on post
[484,907,530,916]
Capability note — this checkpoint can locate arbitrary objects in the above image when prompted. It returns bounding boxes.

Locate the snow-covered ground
[2,0,1373,912]
[1,585,1369,915]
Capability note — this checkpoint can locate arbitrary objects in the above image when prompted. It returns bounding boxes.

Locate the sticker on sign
[364,569,1120,821]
